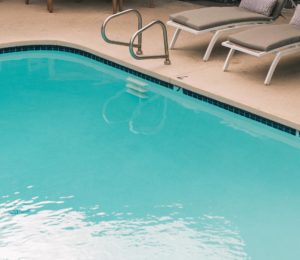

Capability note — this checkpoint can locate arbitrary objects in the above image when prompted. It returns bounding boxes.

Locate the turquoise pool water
[0,50,300,260]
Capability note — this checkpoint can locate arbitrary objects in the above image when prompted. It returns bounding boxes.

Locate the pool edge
[0,40,299,137]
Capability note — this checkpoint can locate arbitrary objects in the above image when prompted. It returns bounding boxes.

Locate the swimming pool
[1,49,300,259]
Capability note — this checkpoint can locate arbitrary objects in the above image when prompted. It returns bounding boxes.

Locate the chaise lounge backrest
[270,0,288,19]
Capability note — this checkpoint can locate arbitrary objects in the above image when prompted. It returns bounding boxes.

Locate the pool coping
[0,40,299,137]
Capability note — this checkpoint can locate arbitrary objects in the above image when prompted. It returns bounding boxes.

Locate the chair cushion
[228,24,300,51]
[239,0,277,17]
[170,7,271,31]
[290,5,300,26]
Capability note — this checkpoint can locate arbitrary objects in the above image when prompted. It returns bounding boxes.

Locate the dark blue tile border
[0,45,174,90]
[0,44,298,136]
[182,88,297,136]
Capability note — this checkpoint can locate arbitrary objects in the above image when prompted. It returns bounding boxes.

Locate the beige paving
[1,0,300,130]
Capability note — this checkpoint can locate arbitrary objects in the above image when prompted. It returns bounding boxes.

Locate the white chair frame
[289,0,297,8]
[222,40,300,85]
[167,20,271,62]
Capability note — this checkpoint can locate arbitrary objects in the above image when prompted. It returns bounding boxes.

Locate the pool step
[126,88,148,99]
[126,77,148,87]
[126,76,148,98]
[126,83,148,93]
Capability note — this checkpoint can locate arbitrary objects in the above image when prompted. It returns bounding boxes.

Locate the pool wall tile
[0,44,298,137]
[0,44,174,90]
[181,88,297,136]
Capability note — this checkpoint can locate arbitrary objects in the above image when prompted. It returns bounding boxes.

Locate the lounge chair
[167,0,287,61]
[222,6,300,85]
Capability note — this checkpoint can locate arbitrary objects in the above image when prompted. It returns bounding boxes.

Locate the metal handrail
[101,9,143,55]
[129,20,171,65]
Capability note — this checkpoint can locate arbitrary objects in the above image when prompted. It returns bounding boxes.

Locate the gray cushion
[170,7,271,31]
[228,24,300,51]
[239,0,277,17]
[290,5,300,26]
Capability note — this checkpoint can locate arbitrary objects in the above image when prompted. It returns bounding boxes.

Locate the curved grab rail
[101,9,143,55]
[129,20,171,65]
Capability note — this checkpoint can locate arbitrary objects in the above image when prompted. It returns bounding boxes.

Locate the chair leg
[25,0,29,5]
[265,52,282,85]
[169,28,181,49]
[118,0,123,11]
[223,48,235,72]
[149,0,154,8]
[112,0,118,13]
[47,0,53,12]
[203,30,223,61]
[289,0,297,8]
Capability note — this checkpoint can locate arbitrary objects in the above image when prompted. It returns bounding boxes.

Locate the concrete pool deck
[1,0,300,131]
